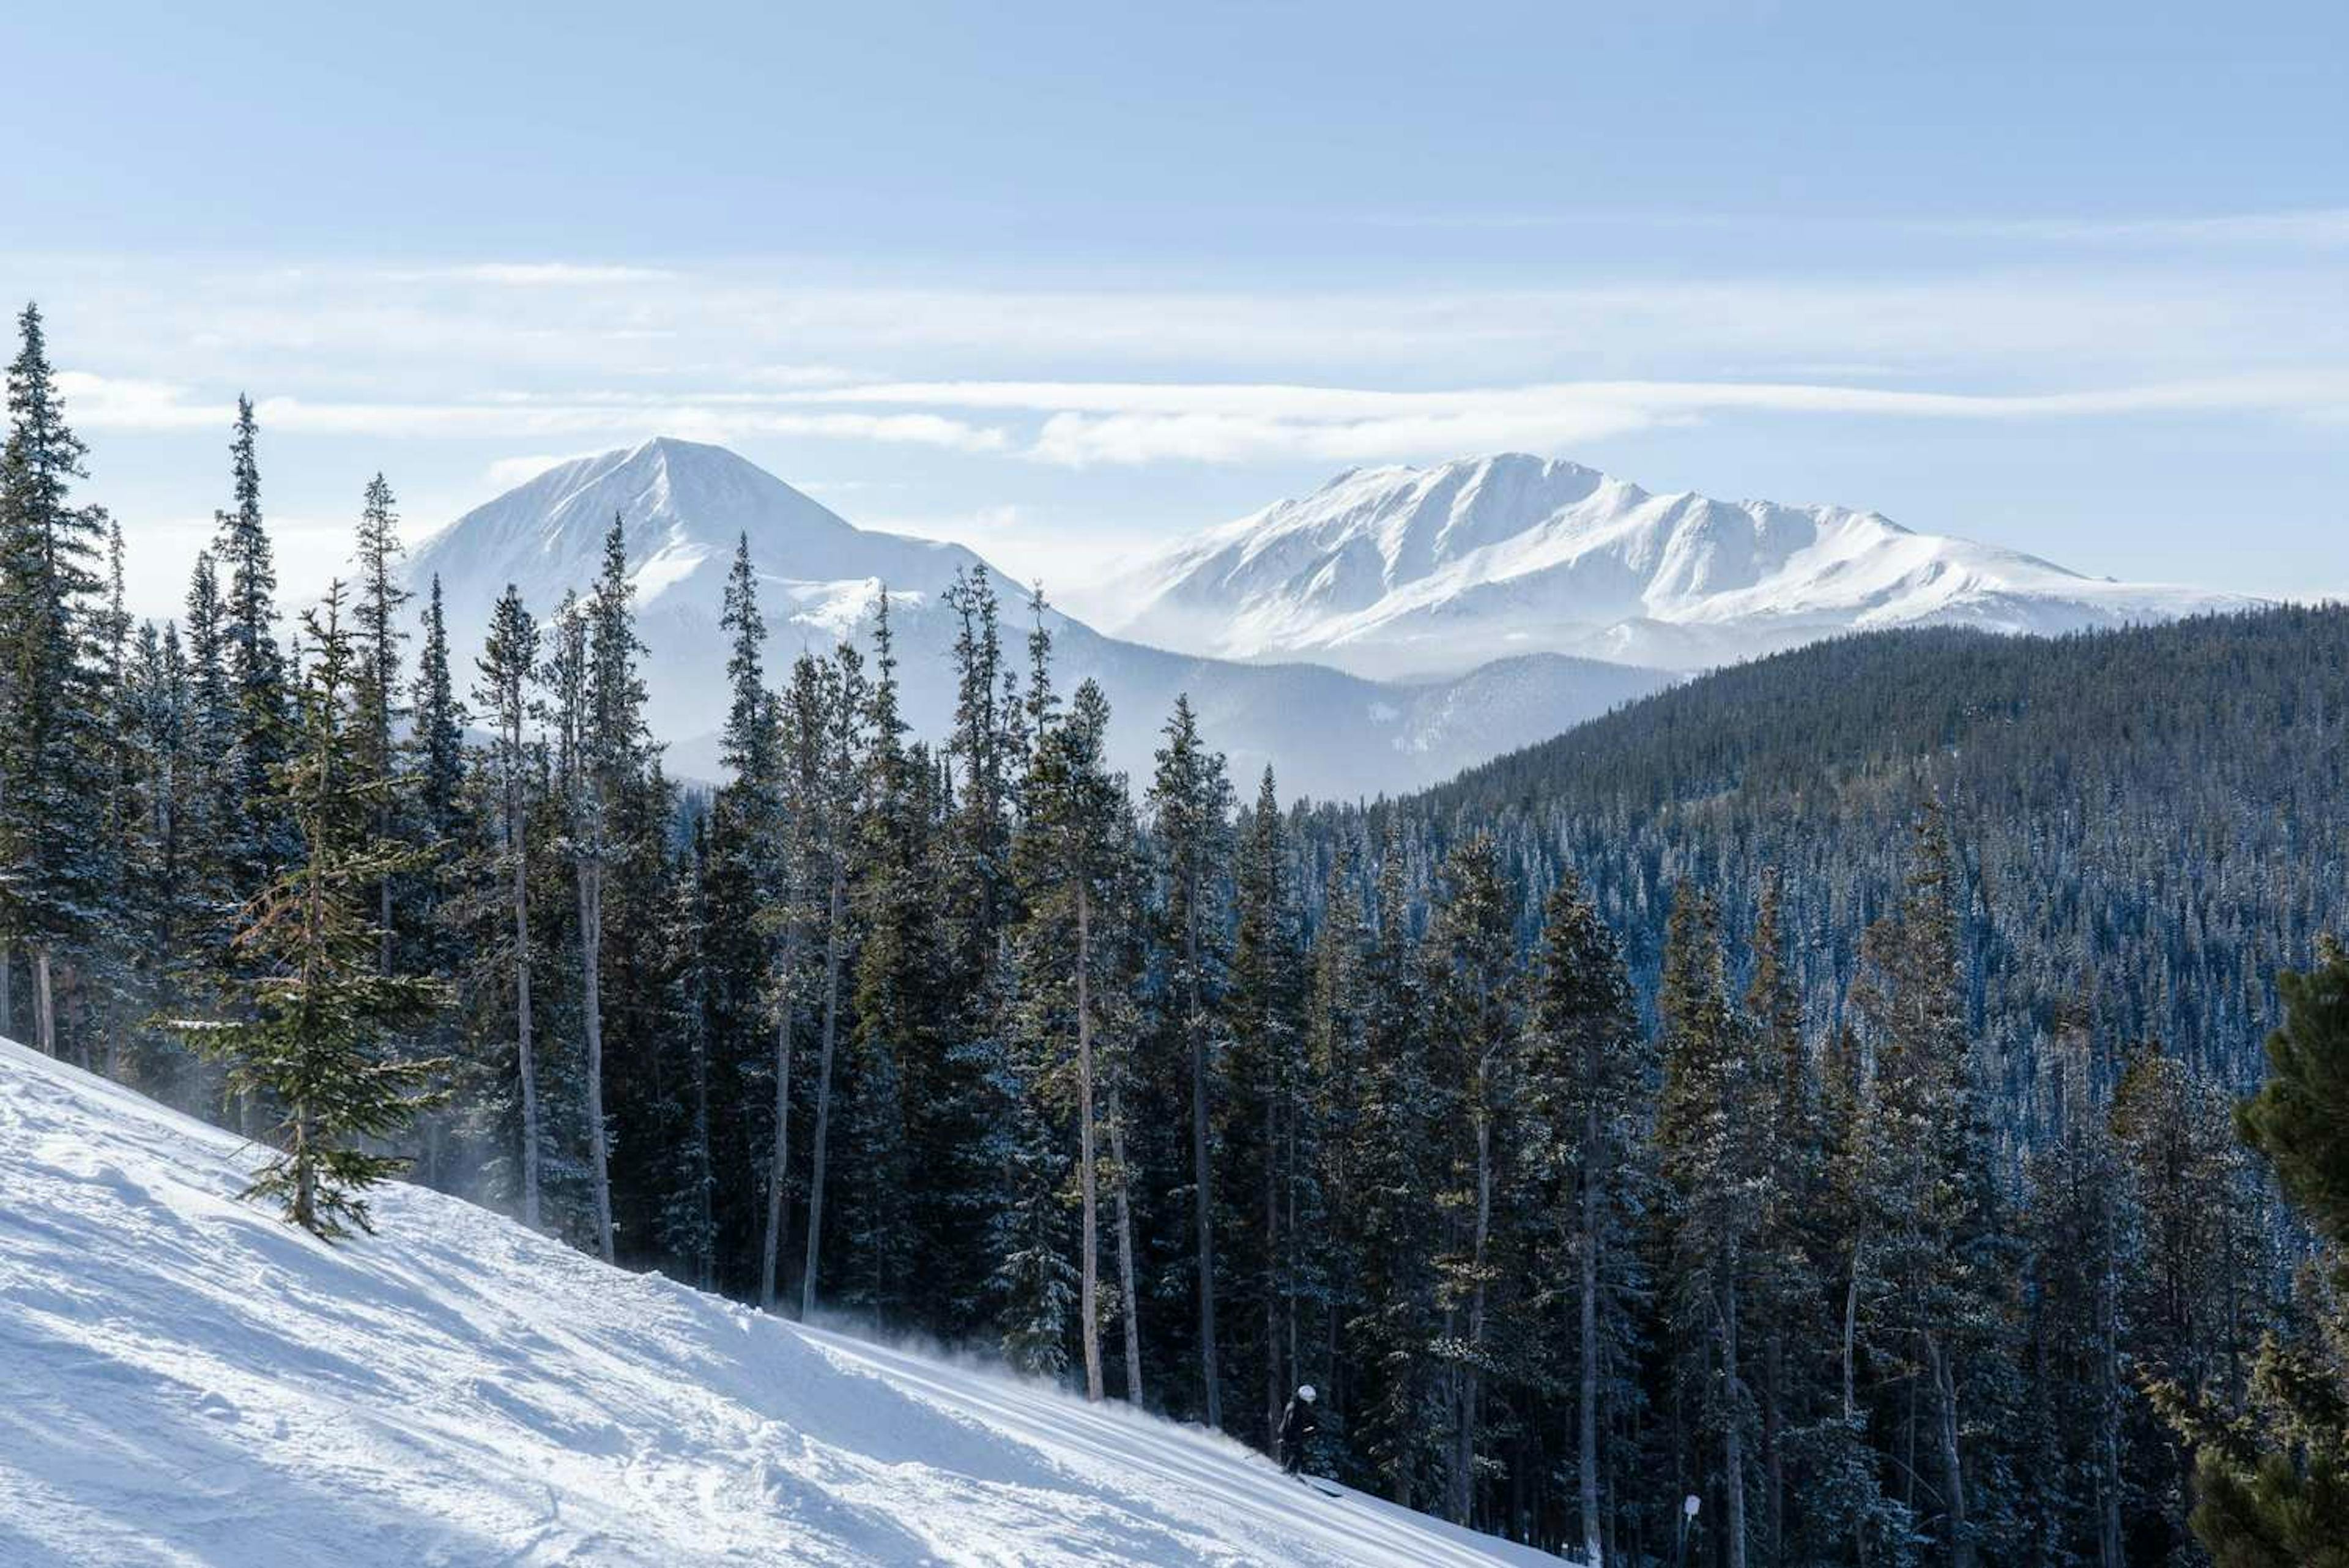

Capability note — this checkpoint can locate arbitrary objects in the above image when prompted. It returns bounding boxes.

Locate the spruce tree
[801,641,867,1317]
[2168,937,2349,1566]
[1228,767,1307,1441]
[213,395,291,893]
[1348,819,1441,1507]
[173,584,445,1239]
[1420,831,1521,1525]
[350,474,410,972]
[1010,676,1129,1401]
[1147,691,1234,1427]
[1524,868,1653,1568]
[474,585,543,1228]
[0,302,109,1060]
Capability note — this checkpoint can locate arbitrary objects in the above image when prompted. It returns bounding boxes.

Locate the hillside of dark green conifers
[1364,605,2348,1095]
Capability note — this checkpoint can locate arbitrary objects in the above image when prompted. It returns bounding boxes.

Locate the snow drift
[0,1036,1562,1567]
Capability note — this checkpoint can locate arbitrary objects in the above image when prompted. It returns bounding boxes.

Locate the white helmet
[1297,1384,1317,1403]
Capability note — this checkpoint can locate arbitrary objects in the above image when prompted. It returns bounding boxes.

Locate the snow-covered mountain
[407,439,1669,798]
[0,1035,1562,1567]
[1086,454,2258,678]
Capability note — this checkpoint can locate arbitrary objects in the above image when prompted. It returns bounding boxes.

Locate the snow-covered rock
[1088,453,2258,678]
[0,1036,1566,1567]
[407,439,1669,798]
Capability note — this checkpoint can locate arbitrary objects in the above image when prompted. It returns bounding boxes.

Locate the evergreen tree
[474,585,543,1228]
[2167,937,2349,1566]
[1228,767,1307,1441]
[0,302,109,1060]
[1524,868,1653,1568]
[801,641,867,1317]
[1146,691,1234,1427]
[213,395,291,892]
[350,474,410,972]
[1420,831,1521,1525]
[1348,819,1441,1506]
[1654,883,1765,1568]
[1011,675,1130,1401]
[172,584,445,1239]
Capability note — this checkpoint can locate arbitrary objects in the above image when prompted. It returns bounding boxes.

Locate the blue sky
[4,0,2345,617]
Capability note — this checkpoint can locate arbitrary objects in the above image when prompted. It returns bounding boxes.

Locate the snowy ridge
[1091,454,2257,677]
[0,1037,1564,1567]
[405,439,1670,798]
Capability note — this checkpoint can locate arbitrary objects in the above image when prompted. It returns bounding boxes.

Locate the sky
[3,0,2346,620]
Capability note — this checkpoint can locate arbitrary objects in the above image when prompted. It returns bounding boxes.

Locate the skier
[1277,1384,1319,1476]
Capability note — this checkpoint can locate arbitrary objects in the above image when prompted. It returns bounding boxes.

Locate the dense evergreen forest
[7,301,2348,1567]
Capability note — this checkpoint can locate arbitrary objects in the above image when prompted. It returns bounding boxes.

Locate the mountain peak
[1089,453,2257,679]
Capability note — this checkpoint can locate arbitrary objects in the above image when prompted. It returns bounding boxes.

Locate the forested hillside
[7,300,2345,1568]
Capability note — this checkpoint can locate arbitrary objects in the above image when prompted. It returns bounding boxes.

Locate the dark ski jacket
[1279,1397,1318,1455]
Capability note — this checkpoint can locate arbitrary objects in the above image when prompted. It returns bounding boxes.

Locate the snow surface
[1088,453,2259,678]
[0,1036,1565,1567]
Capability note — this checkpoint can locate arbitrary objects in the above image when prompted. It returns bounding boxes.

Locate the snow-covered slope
[407,439,1669,798]
[1089,454,2257,678]
[0,1036,1563,1567]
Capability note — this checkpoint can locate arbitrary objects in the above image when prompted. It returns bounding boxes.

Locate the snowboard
[1293,1473,1343,1498]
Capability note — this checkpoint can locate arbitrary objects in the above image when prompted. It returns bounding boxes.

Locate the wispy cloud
[778,373,2349,466]
[385,262,683,286]
[1920,207,2349,248]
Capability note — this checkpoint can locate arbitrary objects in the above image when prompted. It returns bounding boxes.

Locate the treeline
[6,302,2343,1566]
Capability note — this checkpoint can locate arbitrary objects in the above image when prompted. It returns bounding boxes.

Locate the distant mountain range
[1083,453,2257,678]
[404,439,1668,798]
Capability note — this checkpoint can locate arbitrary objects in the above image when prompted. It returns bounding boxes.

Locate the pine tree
[843,592,930,1325]
[2165,937,2349,1567]
[1146,691,1234,1427]
[0,302,109,1061]
[1229,767,1307,1442]
[474,584,543,1229]
[1010,675,1130,1401]
[1847,804,2014,1568]
[213,395,291,894]
[1420,831,1520,1525]
[801,641,867,1317]
[1524,868,1653,1568]
[350,474,410,973]
[1348,819,1441,1507]
[172,583,445,1239]
[552,516,658,1264]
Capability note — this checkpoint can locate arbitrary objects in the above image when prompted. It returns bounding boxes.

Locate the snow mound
[0,1038,1562,1567]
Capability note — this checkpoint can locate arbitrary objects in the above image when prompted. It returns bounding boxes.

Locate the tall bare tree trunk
[1764,1329,1785,1568]
[34,946,56,1059]
[1186,889,1220,1428]
[760,922,800,1311]
[511,795,541,1232]
[801,852,846,1318]
[579,856,614,1263]
[1110,1078,1143,1404]
[1455,1102,1492,1525]
[1,939,13,1041]
[1580,1105,1605,1568]
[1926,1332,1971,1568]
[1077,882,1104,1403]
[1265,1090,1282,1444]
[1723,1257,1749,1568]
